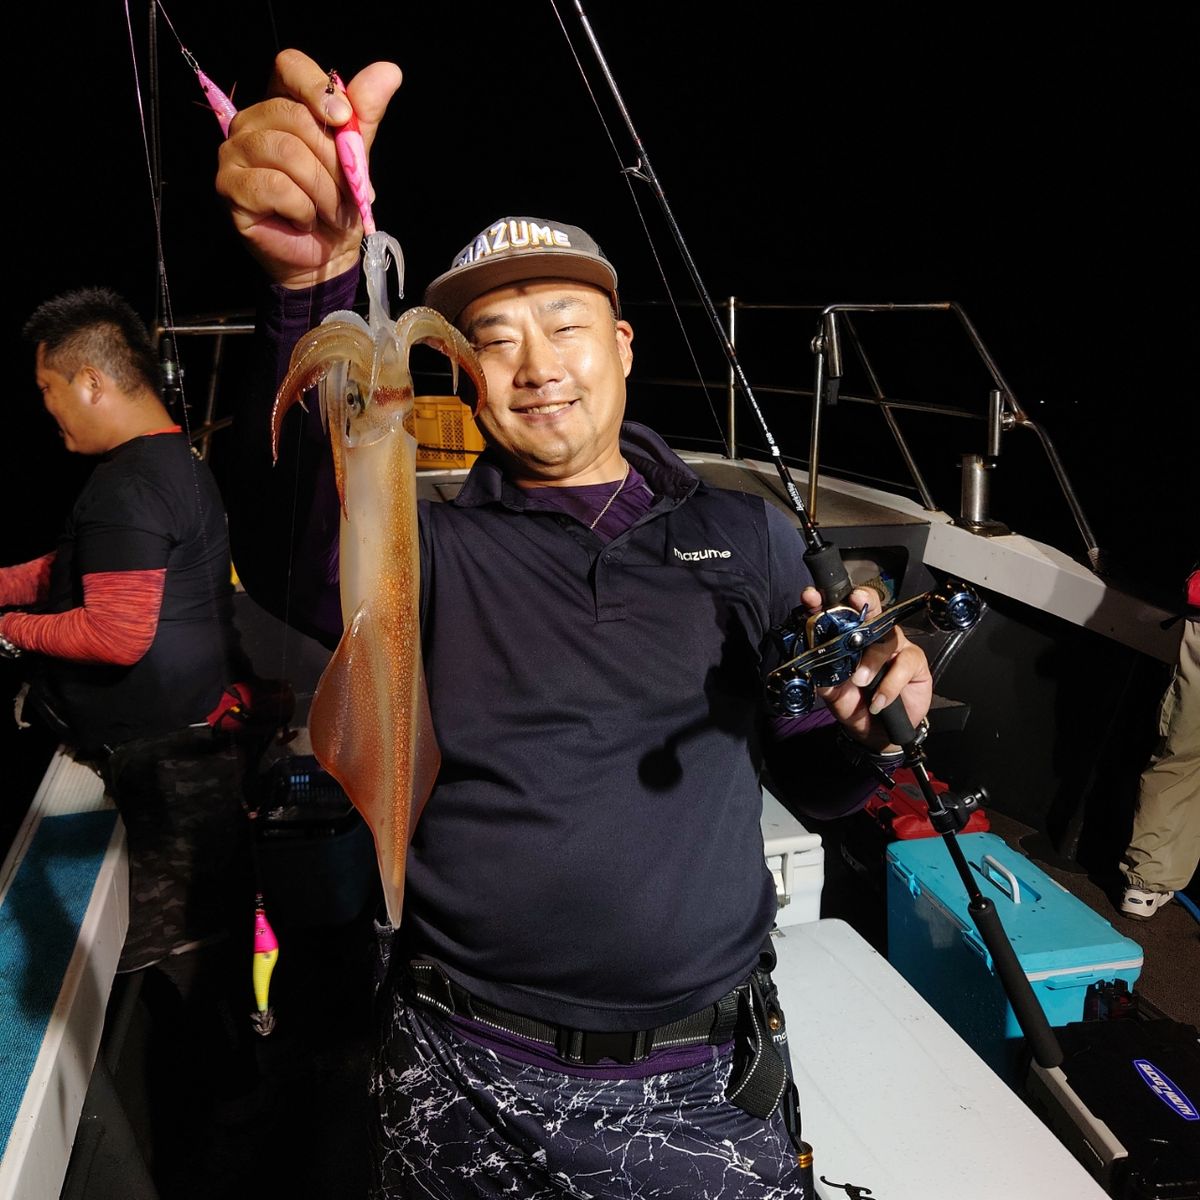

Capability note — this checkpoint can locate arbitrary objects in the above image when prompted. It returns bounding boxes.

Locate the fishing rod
[130,0,287,1034]
[564,3,850,597]
[559,0,1066,1158]
[561,2,984,690]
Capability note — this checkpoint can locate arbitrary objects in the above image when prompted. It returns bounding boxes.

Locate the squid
[272,231,486,926]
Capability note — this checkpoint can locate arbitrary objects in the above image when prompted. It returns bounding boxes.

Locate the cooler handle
[980,855,1021,905]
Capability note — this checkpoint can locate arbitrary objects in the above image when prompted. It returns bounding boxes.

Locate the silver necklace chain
[589,461,631,530]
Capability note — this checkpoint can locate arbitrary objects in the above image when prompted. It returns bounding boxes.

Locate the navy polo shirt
[404,423,849,1030]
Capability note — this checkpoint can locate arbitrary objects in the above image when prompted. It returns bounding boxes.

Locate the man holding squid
[218,50,931,1200]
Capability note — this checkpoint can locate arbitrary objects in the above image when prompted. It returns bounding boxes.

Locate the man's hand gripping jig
[216,50,402,288]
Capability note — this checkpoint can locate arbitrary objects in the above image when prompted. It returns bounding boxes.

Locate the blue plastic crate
[887,833,1143,1078]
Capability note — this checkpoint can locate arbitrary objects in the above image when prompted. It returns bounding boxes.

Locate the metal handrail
[626,297,1102,572]
[156,316,254,462]
[157,298,1104,571]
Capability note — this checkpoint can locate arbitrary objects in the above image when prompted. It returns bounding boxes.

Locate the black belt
[405,960,743,1066]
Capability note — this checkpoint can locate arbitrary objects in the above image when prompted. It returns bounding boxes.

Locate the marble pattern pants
[371,993,809,1199]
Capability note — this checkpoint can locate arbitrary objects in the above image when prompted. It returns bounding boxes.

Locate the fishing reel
[764,579,982,717]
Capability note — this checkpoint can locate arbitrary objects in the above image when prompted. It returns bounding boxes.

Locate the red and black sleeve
[1,569,166,665]
[0,553,55,608]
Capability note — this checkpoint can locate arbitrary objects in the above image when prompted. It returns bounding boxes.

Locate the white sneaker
[1120,886,1175,920]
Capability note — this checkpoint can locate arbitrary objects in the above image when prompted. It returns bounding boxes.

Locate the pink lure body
[195,67,236,138]
[253,908,279,954]
[331,73,376,236]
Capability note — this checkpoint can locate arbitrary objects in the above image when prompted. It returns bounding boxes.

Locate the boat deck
[2,461,1196,1199]
[11,742,1193,1200]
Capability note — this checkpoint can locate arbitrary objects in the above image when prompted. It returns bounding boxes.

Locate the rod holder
[956,453,1010,536]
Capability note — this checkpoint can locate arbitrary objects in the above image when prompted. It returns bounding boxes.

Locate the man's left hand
[800,585,932,752]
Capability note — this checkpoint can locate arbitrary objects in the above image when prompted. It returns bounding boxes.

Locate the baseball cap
[423,217,619,323]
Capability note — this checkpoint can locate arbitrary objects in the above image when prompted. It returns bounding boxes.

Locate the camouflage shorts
[104,728,253,973]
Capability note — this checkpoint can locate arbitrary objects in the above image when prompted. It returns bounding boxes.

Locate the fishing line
[124,0,237,652]
[126,0,267,689]
[127,2,295,1035]
[124,0,273,746]
[124,2,179,391]
[149,0,331,726]
[547,0,730,458]
[151,0,190,74]
[552,0,836,558]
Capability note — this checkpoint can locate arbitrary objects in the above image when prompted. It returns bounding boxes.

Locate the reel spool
[765,580,983,718]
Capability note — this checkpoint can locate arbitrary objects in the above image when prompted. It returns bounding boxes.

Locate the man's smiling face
[460,279,634,486]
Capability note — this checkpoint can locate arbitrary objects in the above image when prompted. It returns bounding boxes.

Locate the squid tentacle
[271,233,487,928]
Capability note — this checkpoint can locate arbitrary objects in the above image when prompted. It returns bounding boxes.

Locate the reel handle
[765,581,982,719]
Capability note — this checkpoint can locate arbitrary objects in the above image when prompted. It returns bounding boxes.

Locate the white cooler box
[772,919,1108,1199]
[760,787,824,926]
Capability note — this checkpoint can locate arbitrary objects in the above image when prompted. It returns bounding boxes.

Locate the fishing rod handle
[969,895,1064,1069]
[804,543,854,608]
[865,641,1063,1068]
[877,690,920,748]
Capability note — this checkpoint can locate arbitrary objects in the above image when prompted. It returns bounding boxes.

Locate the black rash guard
[31,431,239,753]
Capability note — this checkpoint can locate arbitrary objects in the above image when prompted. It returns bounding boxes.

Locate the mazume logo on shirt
[673,547,732,562]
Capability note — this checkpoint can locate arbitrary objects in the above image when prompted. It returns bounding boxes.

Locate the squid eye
[344,386,366,437]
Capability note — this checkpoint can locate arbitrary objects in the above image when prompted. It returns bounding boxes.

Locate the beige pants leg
[1123,618,1200,892]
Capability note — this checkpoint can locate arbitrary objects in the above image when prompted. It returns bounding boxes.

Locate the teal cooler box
[887,832,1144,1080]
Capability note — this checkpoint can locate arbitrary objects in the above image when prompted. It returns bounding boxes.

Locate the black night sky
[5,2,1195,613]
[0,0,1195,988]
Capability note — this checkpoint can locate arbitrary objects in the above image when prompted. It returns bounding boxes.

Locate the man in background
[0,287,260,1123]
[1120,566,1200,919]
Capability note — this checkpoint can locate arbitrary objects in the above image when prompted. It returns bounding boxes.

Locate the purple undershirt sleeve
[226,266,360,648]
[761,707,879,821]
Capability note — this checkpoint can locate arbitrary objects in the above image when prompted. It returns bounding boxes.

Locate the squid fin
[309,602,439,928]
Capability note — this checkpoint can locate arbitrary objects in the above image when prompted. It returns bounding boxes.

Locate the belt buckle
[559,1027,648,1065]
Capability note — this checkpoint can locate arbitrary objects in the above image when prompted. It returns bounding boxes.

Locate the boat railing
[157,297,1103,571]
[622,298,1102,572]
[156,316,254,462]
